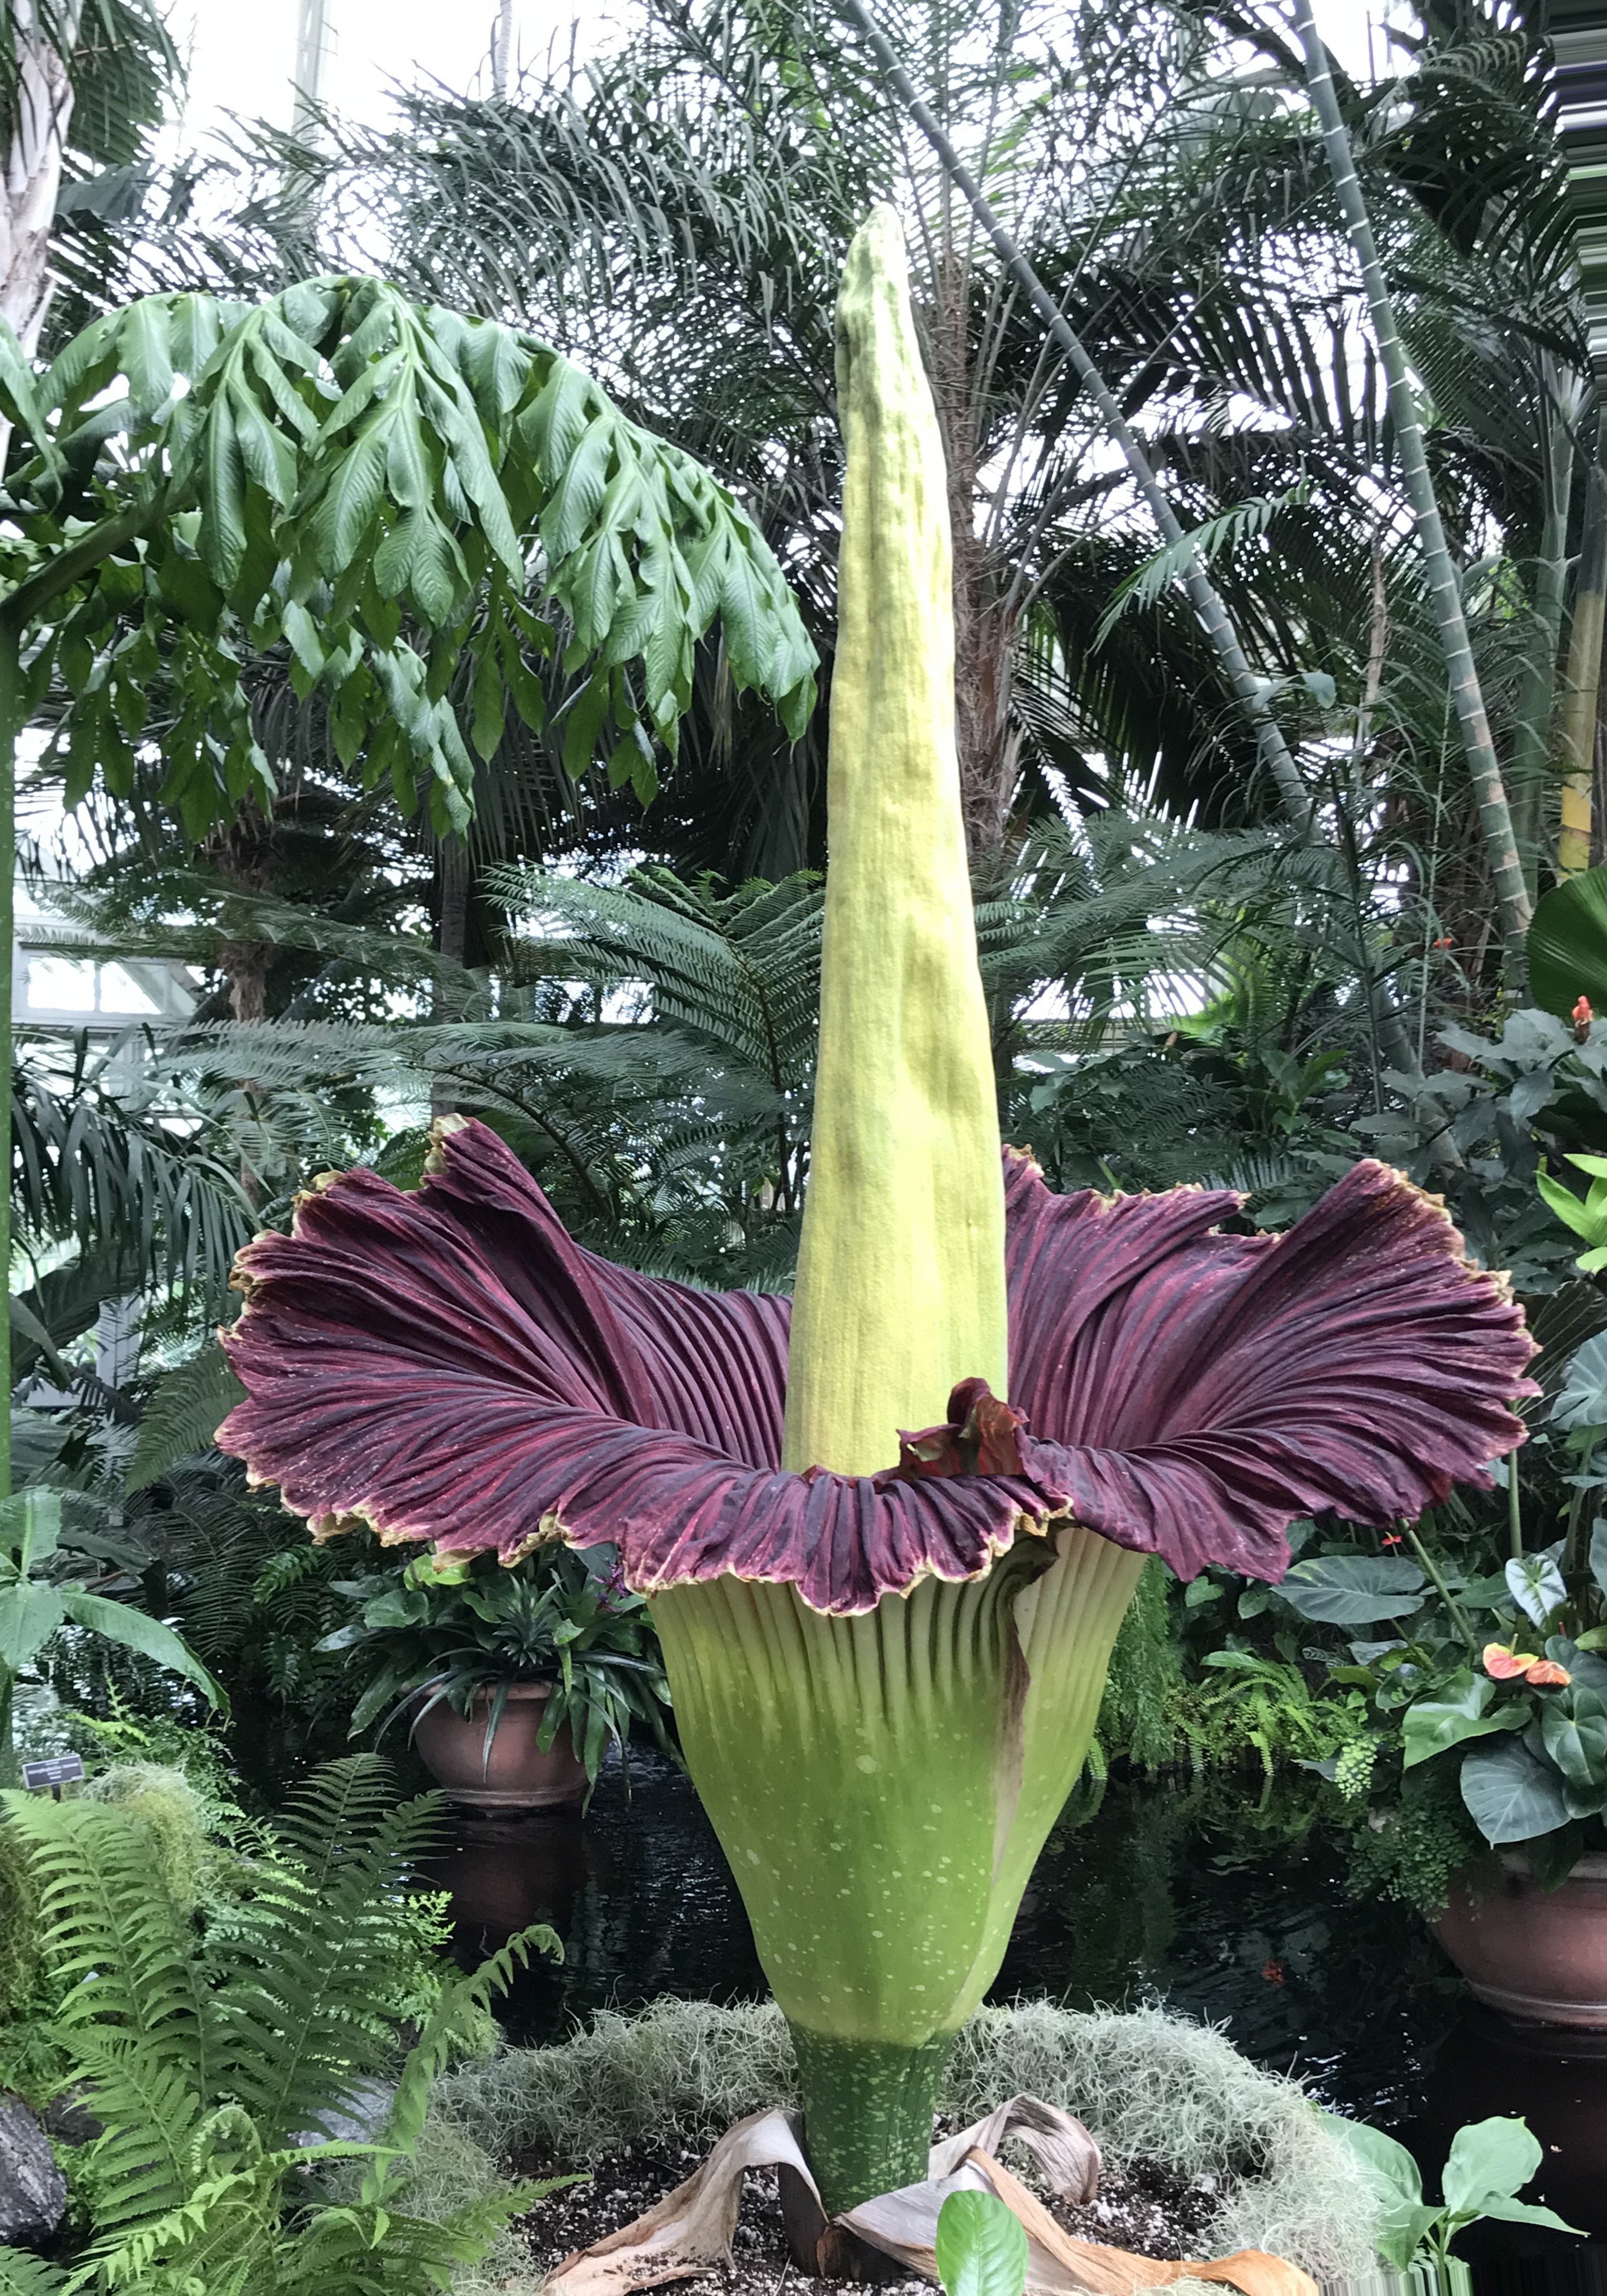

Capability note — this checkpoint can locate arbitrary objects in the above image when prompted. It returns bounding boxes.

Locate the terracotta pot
[411,1681,588,1810]
[1433,1853,1607,2028]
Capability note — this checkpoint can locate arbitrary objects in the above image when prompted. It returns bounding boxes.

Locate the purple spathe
[218,1120,1538,1616]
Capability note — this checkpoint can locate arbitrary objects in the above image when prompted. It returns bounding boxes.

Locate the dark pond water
[423,1755,1607,2285]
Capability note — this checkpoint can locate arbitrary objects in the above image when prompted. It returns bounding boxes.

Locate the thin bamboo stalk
[1292,0,1531,979]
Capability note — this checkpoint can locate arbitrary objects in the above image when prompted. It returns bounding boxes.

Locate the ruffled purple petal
[219,1120,1536,1611]
[220,1121,1049,1613]
[1003,1150,1538,1578]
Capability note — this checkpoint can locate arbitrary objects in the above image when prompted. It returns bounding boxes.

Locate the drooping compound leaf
[127,1343,248,1492]
[1275,1553,1427,1625]
[1460,1736,1574,1845]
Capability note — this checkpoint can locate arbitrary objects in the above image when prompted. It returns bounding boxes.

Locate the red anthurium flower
[1576,995,1595,1044]
[221,1121,1536,1614]
[1483,1642,1567,1685]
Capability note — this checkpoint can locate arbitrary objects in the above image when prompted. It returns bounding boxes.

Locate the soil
[510,2123,1224,2294]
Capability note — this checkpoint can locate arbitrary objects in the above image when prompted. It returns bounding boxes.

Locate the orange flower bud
[1574,995,1594,1044]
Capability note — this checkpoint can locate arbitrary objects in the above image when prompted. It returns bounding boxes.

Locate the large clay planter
[411,1680,588,1810]
[1433,1853,1607,2028]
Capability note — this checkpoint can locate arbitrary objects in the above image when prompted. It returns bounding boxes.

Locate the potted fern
[320,1541,674,1809]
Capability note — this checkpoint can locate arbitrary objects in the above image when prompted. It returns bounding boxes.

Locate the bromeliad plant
[318,1541,674,1793]
[217,211,1537,2222]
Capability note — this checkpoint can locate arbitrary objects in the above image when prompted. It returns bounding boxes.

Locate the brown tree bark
[208,806,278,1020]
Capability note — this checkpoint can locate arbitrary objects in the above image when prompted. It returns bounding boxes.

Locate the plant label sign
[22,1753,84,1794]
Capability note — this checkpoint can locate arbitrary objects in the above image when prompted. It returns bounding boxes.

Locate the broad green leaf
[1530,865,1607,1019]
[1460,1737,1574,1845]
[0,1581,65,1671]
[1541,1689,1607,1789]
[314,430,389,571]
[1536,1168,1596,1243]
[935,2191,1029,2296]
[1507,1551,1567,1630]
[0,1488,62,1570]
[1551,1335,1607,1428]
[120,296,175,413]
[59,1590,227,1712]
[1470,2196,1585,2236]
[0,313,56,460]
[543,419,614,559]
[198,395,246,590]
[1317,2115,1435,2268]
[1592,1519,1607,1600]
[1318,2113,1423,2206]
[1276,1553,1426,1625]
[1441,2118,1542,2214]
[1403,1672,1524,1770]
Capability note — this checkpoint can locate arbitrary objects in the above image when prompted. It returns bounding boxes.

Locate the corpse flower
[220,209,1537,2223]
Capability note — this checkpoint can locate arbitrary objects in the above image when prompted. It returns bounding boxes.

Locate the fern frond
[4,1797,211,2056]
[0,2254,67,2295]
[126,1345,248,1492]
[370,1920,562,2187]
[216,1760,447,2147]
[57,2033,209,2240]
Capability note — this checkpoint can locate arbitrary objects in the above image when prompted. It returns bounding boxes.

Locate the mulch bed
[510,2122,1225,2294]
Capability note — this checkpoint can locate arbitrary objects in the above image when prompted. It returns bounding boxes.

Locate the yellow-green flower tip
[781,206,1008,1478]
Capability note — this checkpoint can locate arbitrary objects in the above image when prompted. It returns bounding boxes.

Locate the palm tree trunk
[1292,0,1531,981]
[1559,463,1607,878]
[0,0,81,355]
[839,0,1313,836]
[1510,362,1579,897]
[928,247,1020,863]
